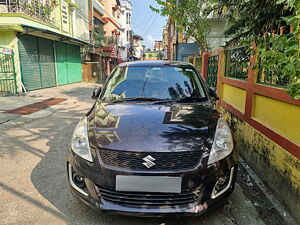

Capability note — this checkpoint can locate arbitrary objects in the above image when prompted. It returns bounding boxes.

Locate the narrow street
[0,83,266,225]
[0,0,299,223]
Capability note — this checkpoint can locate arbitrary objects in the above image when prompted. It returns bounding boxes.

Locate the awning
[19,24,92,46]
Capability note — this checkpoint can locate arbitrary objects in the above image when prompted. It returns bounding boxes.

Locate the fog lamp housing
[211,167,234,199]
[68,164,89,196]
[72,172,86,189]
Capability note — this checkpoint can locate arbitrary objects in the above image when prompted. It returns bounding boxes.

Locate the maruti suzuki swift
[67,61,238,217]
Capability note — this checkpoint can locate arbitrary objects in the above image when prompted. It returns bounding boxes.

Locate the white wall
[181,18,231,50]
[73,0,90,43]
[134,43,144,59]
[208,19,231,50]
[119,0,132,61]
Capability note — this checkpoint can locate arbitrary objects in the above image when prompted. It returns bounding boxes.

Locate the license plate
[116,175,182,193]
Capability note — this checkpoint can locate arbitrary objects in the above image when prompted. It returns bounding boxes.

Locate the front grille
[99,187,198,207]
[98,149,202,171]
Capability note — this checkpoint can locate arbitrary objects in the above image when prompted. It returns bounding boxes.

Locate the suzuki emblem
[142,155,156,169]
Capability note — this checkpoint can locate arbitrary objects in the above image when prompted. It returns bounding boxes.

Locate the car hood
[88,102,218,152]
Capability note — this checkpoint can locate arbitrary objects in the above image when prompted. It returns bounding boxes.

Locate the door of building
[55,42,82,85]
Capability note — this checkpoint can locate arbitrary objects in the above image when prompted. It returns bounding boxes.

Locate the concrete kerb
[238,157,297,225]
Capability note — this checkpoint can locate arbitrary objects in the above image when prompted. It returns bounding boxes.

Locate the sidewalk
[0,82,101,127]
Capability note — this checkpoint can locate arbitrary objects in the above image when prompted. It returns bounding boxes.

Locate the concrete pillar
[201,51,210,81]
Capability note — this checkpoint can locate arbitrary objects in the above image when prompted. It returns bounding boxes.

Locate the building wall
[103,0,120,37]
[0,0,89,41]
[177,43,200,62]
[208,19,231,50]
[144,51,159,60]
[133,41,144,59]
[73,0,90,42]
[162,26,168,59]
[119,0,132,61]
[0,0,90,93]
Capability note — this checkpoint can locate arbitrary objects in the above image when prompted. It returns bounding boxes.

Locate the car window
[101,66,207,101]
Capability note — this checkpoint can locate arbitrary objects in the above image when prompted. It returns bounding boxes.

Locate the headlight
[71,117,93,162]
[207,118,233,165]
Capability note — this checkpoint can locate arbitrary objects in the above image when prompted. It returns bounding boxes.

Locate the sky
[130,0,167,49]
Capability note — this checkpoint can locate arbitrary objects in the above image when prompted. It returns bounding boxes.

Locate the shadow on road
[28,96,196,225]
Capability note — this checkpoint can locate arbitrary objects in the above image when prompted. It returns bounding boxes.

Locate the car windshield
[100,66,207,102]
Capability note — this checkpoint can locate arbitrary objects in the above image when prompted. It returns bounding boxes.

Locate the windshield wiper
[105,96,207,104]
[174,97,208,103]
[111,97,171,103]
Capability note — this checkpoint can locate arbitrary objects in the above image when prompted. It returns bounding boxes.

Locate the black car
[67,60,238,217]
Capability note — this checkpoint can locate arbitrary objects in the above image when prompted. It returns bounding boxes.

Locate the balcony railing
[103,37,115,46]
[0,0,55,25]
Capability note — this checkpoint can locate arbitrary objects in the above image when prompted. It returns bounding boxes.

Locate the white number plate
[116,175,182,193]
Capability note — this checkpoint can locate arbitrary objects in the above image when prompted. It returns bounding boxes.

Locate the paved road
[0,83,265,225]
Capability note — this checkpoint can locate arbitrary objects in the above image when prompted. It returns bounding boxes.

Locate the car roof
[119,60,194,67]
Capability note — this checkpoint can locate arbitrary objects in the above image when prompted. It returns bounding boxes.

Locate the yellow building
[0,0,90,95]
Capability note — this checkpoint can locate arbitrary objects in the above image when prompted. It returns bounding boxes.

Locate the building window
[94,18,103,26]
[126,13,131,24]
[127,31,130,41]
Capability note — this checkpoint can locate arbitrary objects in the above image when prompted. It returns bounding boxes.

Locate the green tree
[208,0,292,41]
[256,0,300,99]
[93,25,105,47]
[150,0,211,53]
[208,0,299,99]
[157,52,164,60]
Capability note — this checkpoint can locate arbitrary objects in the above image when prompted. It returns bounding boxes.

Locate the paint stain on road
[4,98,66,115]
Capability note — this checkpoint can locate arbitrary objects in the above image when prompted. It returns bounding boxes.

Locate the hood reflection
[89,102,216,152]
[92,103,121,147]
[163,105,194,123]
[94,103,120,129]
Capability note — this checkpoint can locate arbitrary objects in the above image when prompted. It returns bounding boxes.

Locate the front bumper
[67,149,238,217]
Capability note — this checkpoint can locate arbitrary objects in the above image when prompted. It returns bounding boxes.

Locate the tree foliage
[208,0,289,41]
[239,0,300,99]
[150,0,211,53]
[157,52,164,60]
[93,25,105,47]
[210,0,300,99]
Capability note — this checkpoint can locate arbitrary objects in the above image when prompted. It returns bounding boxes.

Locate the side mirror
[92,87,102,100]
[208,87,219,101]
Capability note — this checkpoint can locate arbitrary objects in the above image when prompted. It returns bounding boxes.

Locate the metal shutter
[19,35,56,91]
[55,42,68,85]
[19,35,41,91]
[38,38,56,88]
[67,44,82,83]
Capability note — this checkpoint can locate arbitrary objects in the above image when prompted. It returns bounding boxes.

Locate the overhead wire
[143,15,159,37]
